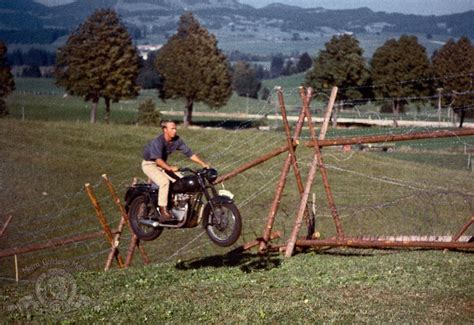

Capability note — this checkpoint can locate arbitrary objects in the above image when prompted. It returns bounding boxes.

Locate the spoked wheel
[204,202,242,247]
[128,195,163,241]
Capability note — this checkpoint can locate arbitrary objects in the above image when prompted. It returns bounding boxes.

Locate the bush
[0,99,8,117]
[137,99,160,126]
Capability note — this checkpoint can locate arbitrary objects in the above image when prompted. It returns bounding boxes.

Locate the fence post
[84,183,124,269]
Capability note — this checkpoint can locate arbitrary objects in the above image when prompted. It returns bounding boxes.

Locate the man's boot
[158,206,174,223]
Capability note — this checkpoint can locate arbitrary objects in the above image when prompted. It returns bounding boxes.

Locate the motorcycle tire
[129,195,163,241]
[204,202,242,247]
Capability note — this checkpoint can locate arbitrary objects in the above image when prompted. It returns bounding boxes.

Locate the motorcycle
[124,167,242,247]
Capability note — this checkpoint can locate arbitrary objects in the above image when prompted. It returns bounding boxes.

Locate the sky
[238,0,474,16]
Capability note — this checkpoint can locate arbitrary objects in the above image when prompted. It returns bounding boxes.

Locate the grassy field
[0,79,473,322]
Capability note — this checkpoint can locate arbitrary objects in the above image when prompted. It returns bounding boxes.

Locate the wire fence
[1,80,473,283]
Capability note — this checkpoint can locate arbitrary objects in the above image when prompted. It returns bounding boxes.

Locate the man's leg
[141,161,173,221]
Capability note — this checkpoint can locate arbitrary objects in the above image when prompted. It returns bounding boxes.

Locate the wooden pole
[84,183,124,269]
[14,254,19,283]
[0,231,104,258]
[318,87,338,140]
[308,129,474,148]
[0,215,13,237]
[286,87,344,258]
[102,174,149,267]
[258,89,308,253]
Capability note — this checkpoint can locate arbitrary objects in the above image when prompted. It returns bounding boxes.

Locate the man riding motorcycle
[141,120,210,222]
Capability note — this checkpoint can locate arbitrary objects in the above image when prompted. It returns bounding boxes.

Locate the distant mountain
[1,0,473,45]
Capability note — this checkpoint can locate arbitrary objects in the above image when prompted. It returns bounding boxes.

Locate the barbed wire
[2,84,473,282]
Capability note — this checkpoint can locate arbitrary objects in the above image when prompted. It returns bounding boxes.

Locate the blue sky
[238,0,474,16]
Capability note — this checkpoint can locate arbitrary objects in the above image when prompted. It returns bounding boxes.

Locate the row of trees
[306,34,474,123]
[2,8,473,126]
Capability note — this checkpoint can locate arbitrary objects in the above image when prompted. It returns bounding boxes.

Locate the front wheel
[129,195,163,241]
[204,202,242,247]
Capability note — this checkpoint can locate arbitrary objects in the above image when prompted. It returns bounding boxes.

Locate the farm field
[0,77,473,322]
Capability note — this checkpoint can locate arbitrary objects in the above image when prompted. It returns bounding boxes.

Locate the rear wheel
[204,202,242,247]
[129,195,163,241]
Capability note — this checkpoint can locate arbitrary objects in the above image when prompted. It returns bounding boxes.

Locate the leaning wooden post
[319,86,338,140]
[452,214,474,242]
[0,215,13,237]
[102,174,149,267]
[85,183,124,269]
[285,87,344,258]
[258,88,308,254]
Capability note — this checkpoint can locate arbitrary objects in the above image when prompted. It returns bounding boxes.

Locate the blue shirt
[143,134,193,162]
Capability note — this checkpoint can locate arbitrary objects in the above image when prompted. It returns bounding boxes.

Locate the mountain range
[0,0,472,48]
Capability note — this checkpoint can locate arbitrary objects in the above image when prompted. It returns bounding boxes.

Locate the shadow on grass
[167,118,265,130]
[175,246,282,273]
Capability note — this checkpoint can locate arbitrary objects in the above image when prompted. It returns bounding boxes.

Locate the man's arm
[190,154,210,169]
[155,159,179,172]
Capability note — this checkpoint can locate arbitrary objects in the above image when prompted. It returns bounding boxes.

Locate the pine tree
[370,35,432,117]
[232,61,261,99]
[305,34,369,102]
[297,52,312,73]
[0,40,15,117]
[55,9,140,123]
[432,36,474,124]
[155,12,232,127]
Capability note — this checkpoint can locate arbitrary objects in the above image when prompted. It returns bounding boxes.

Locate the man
[142,120,209,222]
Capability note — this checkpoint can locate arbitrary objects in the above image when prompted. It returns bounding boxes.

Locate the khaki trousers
[141,160,178,207]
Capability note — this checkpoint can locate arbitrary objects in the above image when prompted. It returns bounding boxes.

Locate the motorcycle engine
[171,193,192,222]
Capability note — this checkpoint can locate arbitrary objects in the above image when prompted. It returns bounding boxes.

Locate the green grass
[0,85,473,322]
[2,250,473,322]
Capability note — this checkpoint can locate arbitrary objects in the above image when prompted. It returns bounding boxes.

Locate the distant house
[137,44,162,60]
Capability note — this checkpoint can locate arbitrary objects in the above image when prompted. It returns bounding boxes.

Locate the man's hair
[161,120,175,129]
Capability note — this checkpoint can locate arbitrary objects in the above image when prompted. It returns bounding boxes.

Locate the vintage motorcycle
[124,167,242,247]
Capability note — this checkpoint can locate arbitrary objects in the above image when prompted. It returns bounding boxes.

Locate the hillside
[1,0,472,51]
[2,249,473,322]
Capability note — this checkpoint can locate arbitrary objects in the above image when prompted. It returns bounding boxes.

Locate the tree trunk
[459,108,465,128]
[90,99,98,124]
[184,97,193,128]
[104,97,110,124]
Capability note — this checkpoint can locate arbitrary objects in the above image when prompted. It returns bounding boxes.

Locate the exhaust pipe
[139,219,160,228]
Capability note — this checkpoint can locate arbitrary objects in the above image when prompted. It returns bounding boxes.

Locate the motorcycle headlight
[205,168,218,182]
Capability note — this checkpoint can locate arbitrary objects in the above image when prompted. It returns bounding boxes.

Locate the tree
[55,9,140,123]
[270,54,284,78]
[370,35,432,117]
[297,52,312,73]
[137,51,163,90]
[232,61,261,99]
[305,34,369,102]
[22,65,42,78]
[0,40,15,117]
[155,12,232,127]
[432,36,474,126]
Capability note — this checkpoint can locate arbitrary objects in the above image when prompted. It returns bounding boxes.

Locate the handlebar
[178,167,210,175]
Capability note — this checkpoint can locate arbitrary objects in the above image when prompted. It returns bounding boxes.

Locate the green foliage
[432,36,474,118]
[55,9,140,123]
[155,12,232,126]
[0,40,15,117]
[137,52,162,90]
[232,61,261,99]
[371,35,432,114]
[296,52,312,73]
[137,99,161,126]
[0,40,15,99]
[305,34,369,101]
[22,65,42,78]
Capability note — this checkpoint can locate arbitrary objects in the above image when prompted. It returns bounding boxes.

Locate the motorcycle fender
[124,184,152,211]
[200,195,234,227]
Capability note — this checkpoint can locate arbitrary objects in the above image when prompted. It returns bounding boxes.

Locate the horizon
[238,0,473,16]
